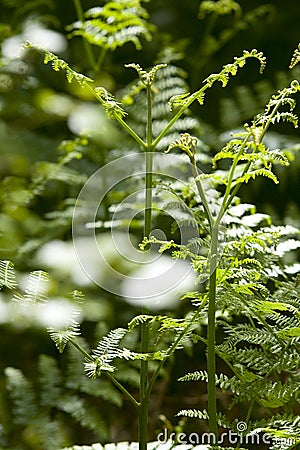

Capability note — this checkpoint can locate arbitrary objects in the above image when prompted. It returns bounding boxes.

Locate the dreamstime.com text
[157,425,298,447]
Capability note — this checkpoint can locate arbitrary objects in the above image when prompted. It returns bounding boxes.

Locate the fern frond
[177,408,209,419]
[128,314,155,331]
[84,328,127,378]
[24,44,94,86]
[289,43,300,69]
[199,0,242,19]
[25,44,128,121]
[121,62,200,148]
[232,168,279,186]
[48,309,81,354]
[57,393,106,434]
[94,86,127,119]
[93,328,127,358]
[38,354,62,407]
[14,270,49,304]
[67,0,154,51]
[178,370,230,388]
[0,260,17,289]
[125,62,167,86]
[178,370,208,382]
[4,367,37,425]
[204,49,266,88]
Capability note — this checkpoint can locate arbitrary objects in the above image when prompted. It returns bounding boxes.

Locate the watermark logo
[156,425,298,447]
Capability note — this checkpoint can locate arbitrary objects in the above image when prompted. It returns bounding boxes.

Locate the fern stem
[72,0,97,70]
[139,319,149,450]
[152,86,208,149]
[95,47,107,72]
[69,339,140,408]
[218,134,250,220]
[138,83,154,450]
[190,154,214,230]
[144,83,154,240]
[69,338,94,361]
[207,224,218,439]
[117,116,147,150]
[106,372,140,409]
[84,83,147,149]
[189,145,218,437]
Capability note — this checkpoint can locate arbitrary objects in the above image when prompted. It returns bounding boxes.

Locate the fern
[65,341,123,407]
[289,42,300,69]
[84,328,127,378]
[122,62,201,150]
[38,354,63,407]
[4,367,38,425]
[176,408,209,419]
[0,259,17,289]
[199,0,242,18]
[14,270,49,304]
[67,0,154,52]
[4,348,125,446]
[48,311,81,354]
[57,393,105,434]
[178,371,229,387]
[128,314,155,331]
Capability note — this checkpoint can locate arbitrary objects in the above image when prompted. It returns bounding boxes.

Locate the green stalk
[95,47,107,73]
[106,372,140,409]
[84,83,147,149]
[139,321,149,450]
[144,152,153,239]
[218,135,250,221]
[207,224,219,439]
[145,83,154,237]
[188,150,218,437]
[138,83,154,450]
[152,86,208,149]
[72,0,97,70]
[190,153,214,230]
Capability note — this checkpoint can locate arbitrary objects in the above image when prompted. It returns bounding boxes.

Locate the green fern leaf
[67,0,154,51]
[289,43,300,69]
[84,328,127,378]
[168,92,190,110]
[128,314,155,331]
[4,367,37,425]
[38,47,94,85]
[277,327,300,338]
[94,86,127,119]
[13,270,49,304]
[199,0,242,19]
[176,408,209,419]
[48,309,81,353]
[178,370,208,382]
[125,62,167,87]
[38,354,63,407]
[0,260,17,289]
[232,168,279,186]
[57,394,107,434]
[94,328,127,358]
